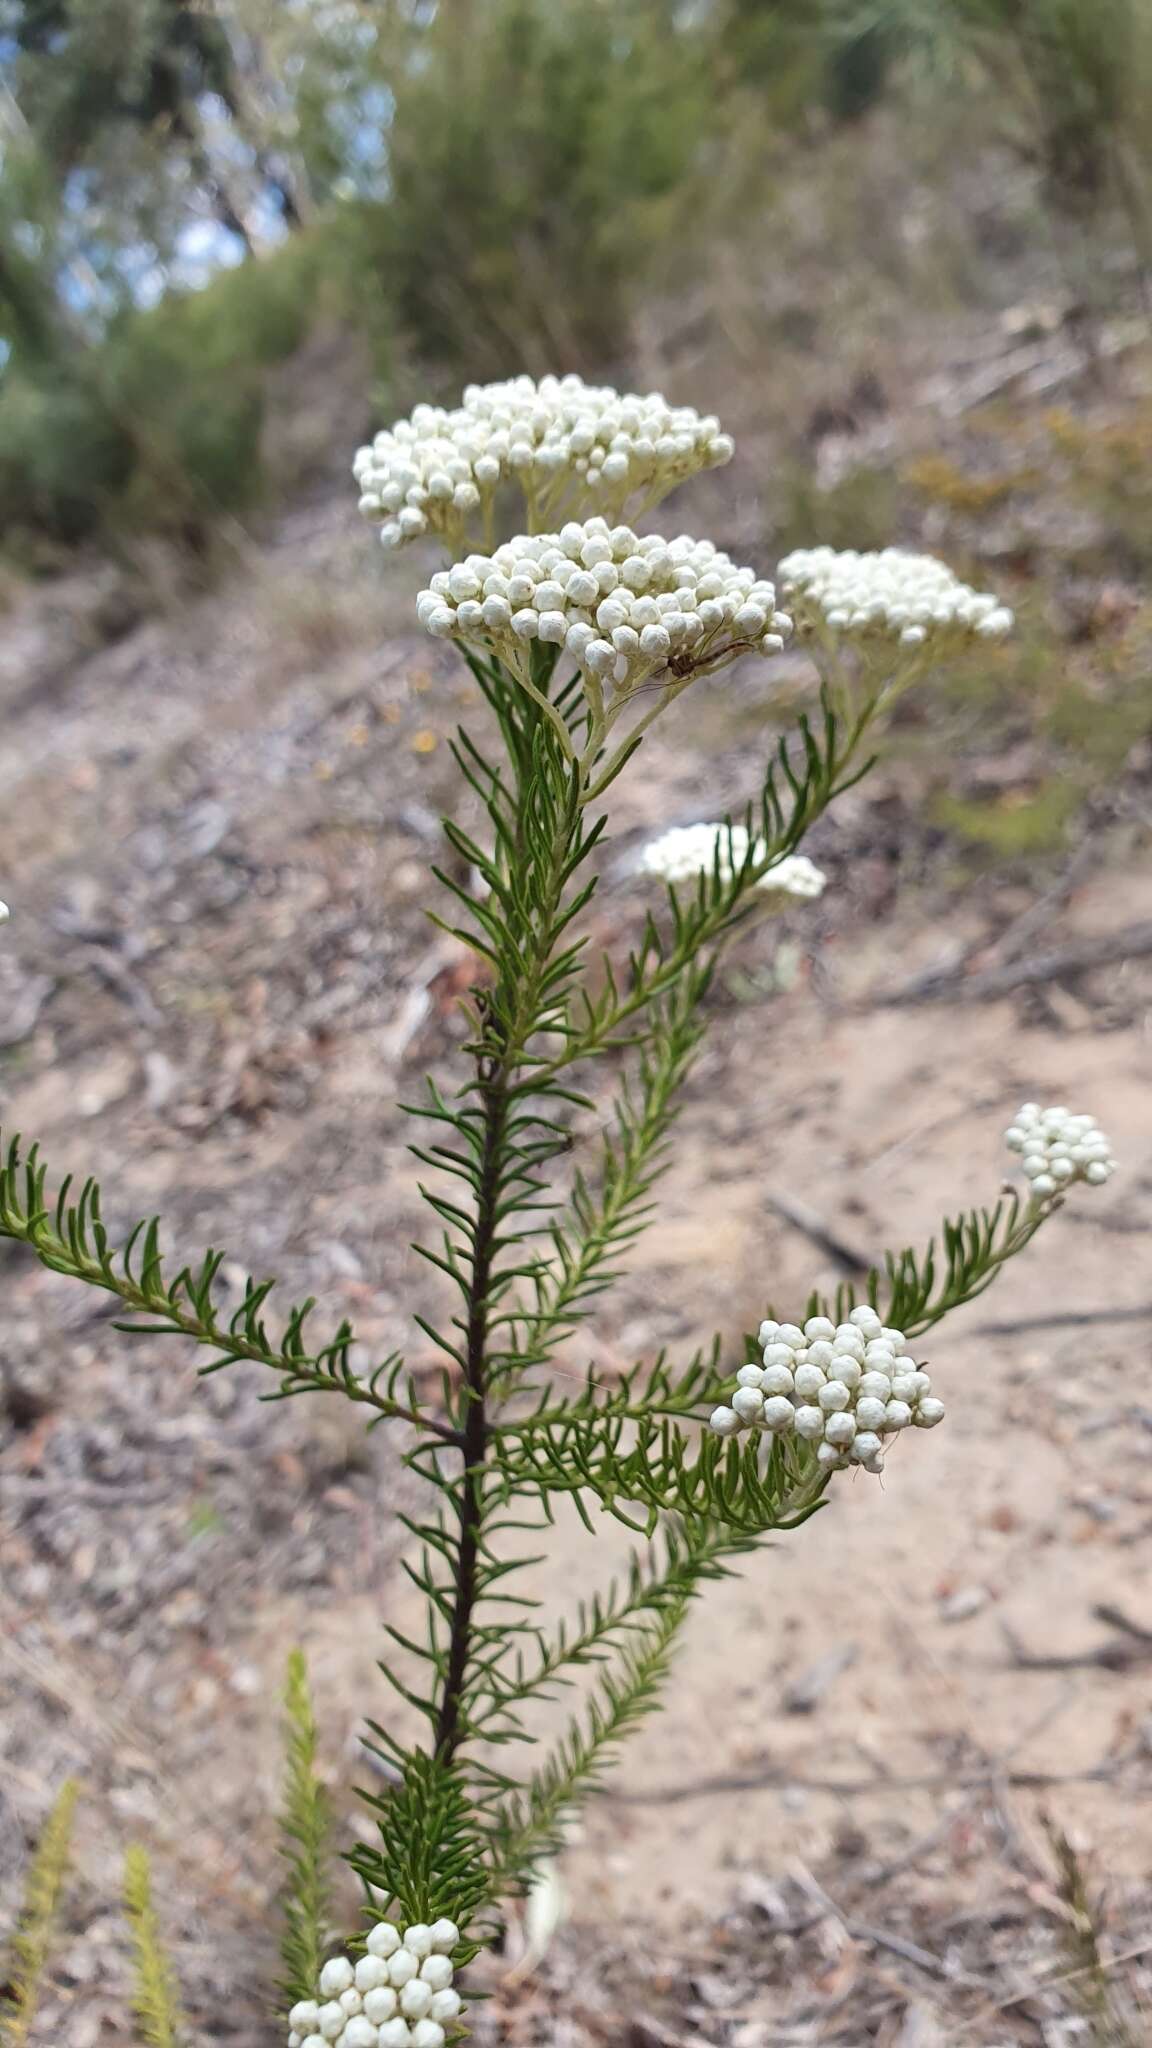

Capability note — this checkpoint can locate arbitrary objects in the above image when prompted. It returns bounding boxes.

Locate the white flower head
[777,546,1013,652]
[639,824,826,903]
[354,374,735,554]
[417,520,791,701]
[0,901,8,925]
[1004,1102,1116,1199]
[291,1921,462,2048]
[708,1304,943,1477]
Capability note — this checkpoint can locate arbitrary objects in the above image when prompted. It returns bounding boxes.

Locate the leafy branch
[548,697,869,1069]
[496,969,709,1388]
[278,1651,333,2011]
[491,1348,829,1536]
[810,1189,1053,1339]
[124,1849,185,2048]
[462,1521,758,1747]
[352,1752,490,1952]
[0,1133,460,1444]
[483,1520,761,1897]
[0,1779,78,2048]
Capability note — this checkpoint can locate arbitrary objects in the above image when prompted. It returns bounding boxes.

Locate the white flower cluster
[288,1920,462,2048]
[709,1305,944,1475]
[1005,1102,1116,1198]
[776,547,1013,651]
[639,824,826,902]
[354,375,735,552]
[417,521,791,695]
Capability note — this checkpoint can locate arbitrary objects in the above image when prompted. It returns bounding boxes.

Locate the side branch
[0,1133,461,1446]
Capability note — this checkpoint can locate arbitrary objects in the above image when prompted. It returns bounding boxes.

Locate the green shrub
[0,371,133,545]
[377,0,716,376]
[0,227,355,550]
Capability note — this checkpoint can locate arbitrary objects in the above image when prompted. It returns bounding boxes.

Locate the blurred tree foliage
[377,0,716,375]
[0,0,1149,556]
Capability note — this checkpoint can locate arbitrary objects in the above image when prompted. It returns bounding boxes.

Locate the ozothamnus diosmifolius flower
[1005,1102,1116,1200]
[639,826,826,902]
[354,374,734,554]
[778,545,1014,651]
[288,1921,462,2048]
[0,370,1114,2037]
[709,1306,943,1475]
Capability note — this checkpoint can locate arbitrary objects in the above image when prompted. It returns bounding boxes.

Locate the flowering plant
[0,376,1114,2045]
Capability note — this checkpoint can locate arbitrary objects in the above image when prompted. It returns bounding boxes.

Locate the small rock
[939,1585,989,1623]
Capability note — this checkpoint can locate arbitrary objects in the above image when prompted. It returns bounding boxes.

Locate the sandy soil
[1,476,1151,2046]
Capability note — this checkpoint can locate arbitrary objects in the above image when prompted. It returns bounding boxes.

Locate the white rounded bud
[793,1405,825,1441]
[762,1342,795,1368]
[732,1386,764,1423]
[428,1919,460,1954]
[419,1954,454,1992]
[792,1363,826,1398]
[709,1404,741,1436]
[401,1977,434,2018]
[363,1986,399,2023]
[818,1380,850,1413]
[367,1922,402,1958]
[429,1987,462,2021]
[388,1948,418,1986]
[859,1371,893,1399]
[317,2003,346,2040]
[762,1395,796,1432]
[319,1959,355,1998]
[343,2020,379,2048]
[411,2023,447,2048]
[824,1411,857,1447]
[855,1397,887,1431]
[760,1364,794,1395]
[914,1398,945,1427]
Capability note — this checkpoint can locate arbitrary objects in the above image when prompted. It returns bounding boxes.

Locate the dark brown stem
[434,1060,507,1761]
